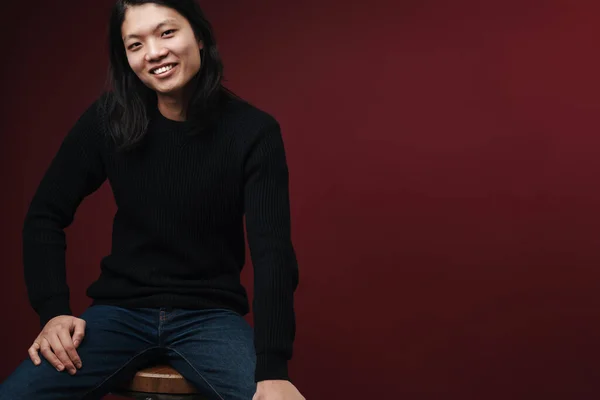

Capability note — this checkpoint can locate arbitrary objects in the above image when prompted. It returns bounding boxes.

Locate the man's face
[121,3,203,97]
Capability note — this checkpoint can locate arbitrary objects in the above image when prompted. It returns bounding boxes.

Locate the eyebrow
[123,19,178,42]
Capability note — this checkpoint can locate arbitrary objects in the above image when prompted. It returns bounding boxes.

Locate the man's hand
[253,380,305,400]
[28,315,85,375]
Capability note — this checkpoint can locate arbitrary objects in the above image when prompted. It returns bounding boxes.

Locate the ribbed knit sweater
[22,93,299,382]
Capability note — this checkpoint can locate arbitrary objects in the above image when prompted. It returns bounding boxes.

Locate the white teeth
[152,64,174,74]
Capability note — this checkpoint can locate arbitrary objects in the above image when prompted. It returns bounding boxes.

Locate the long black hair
[101,0,232,150]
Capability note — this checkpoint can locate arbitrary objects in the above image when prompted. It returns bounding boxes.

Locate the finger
[39,337,64,371]
[58,329,82,371]
[71,319,86,349]
[28,341,41,365]
[47,334,76,374]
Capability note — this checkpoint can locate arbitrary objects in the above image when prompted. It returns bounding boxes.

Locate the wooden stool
[111,365,206,400]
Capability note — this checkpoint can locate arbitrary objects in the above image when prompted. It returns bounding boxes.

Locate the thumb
[71,319,86,348]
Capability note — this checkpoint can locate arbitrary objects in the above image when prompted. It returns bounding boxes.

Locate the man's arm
[244,120,299,383]
[23,98,108,327]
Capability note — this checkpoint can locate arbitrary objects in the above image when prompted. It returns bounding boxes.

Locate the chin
[152,82,182,94]
[157,87,182,96]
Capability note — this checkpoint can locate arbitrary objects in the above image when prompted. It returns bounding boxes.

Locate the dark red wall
[2,0,600,398]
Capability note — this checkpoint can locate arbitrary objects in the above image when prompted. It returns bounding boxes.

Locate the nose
[144,40,169,62]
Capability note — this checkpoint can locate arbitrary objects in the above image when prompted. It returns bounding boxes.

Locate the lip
[149,63,178,79]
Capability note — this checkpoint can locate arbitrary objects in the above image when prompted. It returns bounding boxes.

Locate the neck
[157,91,189,121]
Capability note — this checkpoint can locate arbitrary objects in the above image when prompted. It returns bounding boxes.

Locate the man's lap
[0,305,255,400]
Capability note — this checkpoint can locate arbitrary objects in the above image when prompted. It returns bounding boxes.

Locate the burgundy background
[2,0,600,398]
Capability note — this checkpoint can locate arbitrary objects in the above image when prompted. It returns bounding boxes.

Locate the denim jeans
[0,305,256,400]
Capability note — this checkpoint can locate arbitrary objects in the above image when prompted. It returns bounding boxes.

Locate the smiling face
[121,3,203,99]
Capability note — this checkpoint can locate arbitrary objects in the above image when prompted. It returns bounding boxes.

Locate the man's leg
[161,308,257,400]
[0,305,160,400]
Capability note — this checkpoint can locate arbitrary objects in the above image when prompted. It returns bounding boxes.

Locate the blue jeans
[0,305,256,400]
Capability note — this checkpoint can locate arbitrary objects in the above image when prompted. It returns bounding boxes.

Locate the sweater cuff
[38,296,72,328]
[255,353,290,382]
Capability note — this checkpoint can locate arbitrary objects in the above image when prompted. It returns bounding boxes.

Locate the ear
[198,40,204,50]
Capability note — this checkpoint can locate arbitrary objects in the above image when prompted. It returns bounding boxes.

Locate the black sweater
[22,94,299,382]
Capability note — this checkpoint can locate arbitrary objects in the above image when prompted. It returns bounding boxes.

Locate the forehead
[121,3,184,36]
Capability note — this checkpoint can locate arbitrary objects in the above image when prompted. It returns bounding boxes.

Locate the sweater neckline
[151,106,195,133]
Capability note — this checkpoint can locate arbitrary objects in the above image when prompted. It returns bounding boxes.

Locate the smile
[150,64,177,75]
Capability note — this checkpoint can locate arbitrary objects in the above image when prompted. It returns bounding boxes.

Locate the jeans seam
[81,346,160,399]
[166,346,226,400]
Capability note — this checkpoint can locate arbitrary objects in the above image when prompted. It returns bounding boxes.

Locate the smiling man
[0,1,303,400]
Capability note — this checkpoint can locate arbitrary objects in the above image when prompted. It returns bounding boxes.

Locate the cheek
[187,49,202,71]
[176,42,201,68]
[126,54,145,76]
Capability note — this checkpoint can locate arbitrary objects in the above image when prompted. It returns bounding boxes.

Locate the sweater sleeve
[244,121,299,382]
[23,100,108,328]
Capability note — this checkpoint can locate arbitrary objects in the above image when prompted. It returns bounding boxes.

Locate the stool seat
[113,365,204,399]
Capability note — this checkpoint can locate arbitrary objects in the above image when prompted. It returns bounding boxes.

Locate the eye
[162,29,176,37]
[128,42,141,51]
